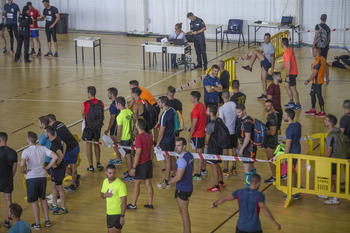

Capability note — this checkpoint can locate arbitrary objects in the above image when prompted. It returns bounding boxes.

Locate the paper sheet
[118,148,126,158]
[81,119,85,132]
[190,140,196,150]
[154,147,165,161]
[102,134,114,148]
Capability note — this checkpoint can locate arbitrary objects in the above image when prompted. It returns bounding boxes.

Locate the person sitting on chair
[328,47,350,70]
[168,23,186,68]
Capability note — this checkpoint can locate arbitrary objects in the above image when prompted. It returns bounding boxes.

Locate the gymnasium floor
[0,31,349,232]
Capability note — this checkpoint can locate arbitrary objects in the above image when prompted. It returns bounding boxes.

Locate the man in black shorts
[313,14,330,80]
[0,132,17,228]
[127,119,154,209]
[236,104,257,187]
[162,137,194,233]
[38,0,59,57]
[45,126,68,215]
[205,105,225,192]
[263,100,279,184]
[167,85,183,137]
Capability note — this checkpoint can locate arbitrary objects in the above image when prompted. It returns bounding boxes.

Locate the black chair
[223,19,245,46]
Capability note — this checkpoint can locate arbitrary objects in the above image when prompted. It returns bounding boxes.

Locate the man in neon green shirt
[100,164,127,233]
[116,96,134,182]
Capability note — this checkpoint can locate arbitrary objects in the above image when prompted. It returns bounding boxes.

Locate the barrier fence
[274,153,350,208]
[306,133,328,156]
[206,57,237,92]
[271,30,289,60]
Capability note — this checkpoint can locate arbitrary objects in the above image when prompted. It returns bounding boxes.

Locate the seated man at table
[168,23,187,68]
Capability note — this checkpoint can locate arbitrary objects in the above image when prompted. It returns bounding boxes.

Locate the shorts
[121,139,133,154]
[26,177,47,203]
[207,146,223,164]
[260,57,272,72]
[134,160,153,180]
[0,23,3,31]
[226,134,238,149]
[236,226,262,233]
[191,137,205,149]
[64,146,80,165]
[160,140,175,152]
[110,122,117,136]
[30,30,39,38]
[175,189,192,201]
[45,26,57,42]
[320,47,329,60]
[82,128,101,141]
[276,109,283,131]
[50,166,66,185]
[286,75,297,87]
[242,145,257,164]
[107,215,123,230]
[332,163,336,176]
[0,182,14,193]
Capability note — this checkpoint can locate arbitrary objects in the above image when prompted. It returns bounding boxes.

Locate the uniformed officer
[14,5,32,63]
[187,12,208,70]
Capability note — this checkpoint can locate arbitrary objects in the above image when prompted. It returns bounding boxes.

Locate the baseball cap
[320,14,327,21]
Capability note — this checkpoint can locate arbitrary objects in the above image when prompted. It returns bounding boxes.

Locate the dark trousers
[193,34,207,67]
[310,83,324,112]
[15,31,30,61]
[332,56,350,69]
[7,24,18,50]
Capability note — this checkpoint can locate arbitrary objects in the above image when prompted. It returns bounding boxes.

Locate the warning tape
[295,27,349,33]
[175,76,204,92]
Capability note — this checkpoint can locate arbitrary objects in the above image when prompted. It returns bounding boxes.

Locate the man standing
[242,33,276,100]
[127,119,154,209]
[203,64,222,108]
[20,132,58,230]
[0,132,17,229]
[100,164,127,233]
[104,87,122,165]
[3,0,20,54]
[212,174,281,232]
[162,138,194,233]
[280,38,301,110]
[283,109,302,200]
[304,47,329,117]
[230,80,246,105]
[188,91,207,181]
[217,60,230,106]
[187,12,207,70]
[167,85,183,138]
[27,1,41,56]
[267,72,283,134]
[263,100,279,184]
[156,96,176,188]
[38,116,51,171]
[313,14,330,80]
[236,104,257,187]
[0,6,8,53]
[205,105,225,192]
[219,90,237,178]
[44,126,68,215]
[116,97,134,182]
[8,204,31,233]
[38,0,59,57]
[47,114,80,192]
[340,99,350,141]
[82,86,104,172]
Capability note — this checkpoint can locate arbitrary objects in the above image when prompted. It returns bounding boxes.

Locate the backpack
[86,100,104,130]
[129,110,139,141]
[210,118,231,149]
[171,108,184,132]
[141,99,158,130]
[242,118,266,147]
[315,24,328,48]
[328,130,350,159]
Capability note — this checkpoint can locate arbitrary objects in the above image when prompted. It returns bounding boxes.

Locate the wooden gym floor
[0,30,349,232]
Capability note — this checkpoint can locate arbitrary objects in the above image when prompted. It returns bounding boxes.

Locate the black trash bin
[57,13,69,34]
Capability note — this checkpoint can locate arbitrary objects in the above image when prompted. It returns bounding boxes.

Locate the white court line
[0,98,82,103]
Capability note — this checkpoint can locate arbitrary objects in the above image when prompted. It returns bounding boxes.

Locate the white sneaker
[47,198,61,204]
[317,195,328,199]
[324,197,340,205]
[46,193,53,199]
[156,180,170,188]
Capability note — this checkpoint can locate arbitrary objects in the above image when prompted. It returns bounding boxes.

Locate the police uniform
[14,14,32,62]
[190,17,207,69]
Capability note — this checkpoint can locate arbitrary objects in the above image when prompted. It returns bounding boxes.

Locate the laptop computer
[173,39,186,46]
[280,16,293,27]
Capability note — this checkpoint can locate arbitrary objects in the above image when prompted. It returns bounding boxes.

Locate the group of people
[1,0,60,63]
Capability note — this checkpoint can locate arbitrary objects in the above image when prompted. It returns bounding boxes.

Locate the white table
[74,37,101,66]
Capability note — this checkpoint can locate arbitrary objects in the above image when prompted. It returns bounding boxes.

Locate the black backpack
[315,24,328,48]
[210,118,231,149]
[140,99,158,130]
[86,100,104,130]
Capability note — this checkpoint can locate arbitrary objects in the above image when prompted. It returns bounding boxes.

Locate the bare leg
[325,64,329,80]
[249,50,265,68]
[31,201,40,222]
[170,156,176,176]
[223,149,229,170]
[144,179,154,205]
[70,164,78,186]
[164,154,171,181]
[47,41,52,52]
[211,164,219,186]
[86,142,93,166]
[261,68,268,95]
[54,41,58,52]
[290,86,300,105]
[108,227,120,233]
[50,182,58,206]
[217,165,223,182]
[94,144,101,164]
[35,37,41,49]
[56,185,66,208]
[4,193,12,222]
[30,38,34,50]
[40,198,49,219]
[284,82,293,101]
[132,180,142,206]
[0,30,6,48]
[177,198,191,233]
[125,154,132,171]
[265,148,276,177]
[195,148,204,175]
[111,135,122,160]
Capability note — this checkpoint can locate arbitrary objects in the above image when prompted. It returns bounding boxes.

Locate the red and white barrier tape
[175,76,204,92]
[295,28,349,33]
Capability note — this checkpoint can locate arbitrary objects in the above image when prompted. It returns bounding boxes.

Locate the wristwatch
[120,214,125,217]
[165,180,169,186]
[132,168,136,170]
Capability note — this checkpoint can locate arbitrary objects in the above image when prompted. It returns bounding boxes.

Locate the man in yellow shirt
[100,164,127,233]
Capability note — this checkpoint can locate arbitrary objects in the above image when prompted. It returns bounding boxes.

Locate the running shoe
[48,204,59,211]
[144,204,154,209]
[219,182,226,188]
[64,184,76,192]
[230,167,237,176]
[31,223,41,230]
[257,94,267,100]
[264,176,276,184]
[315,112,326,117]
[284,193,300,200]
[3,48,8,54]
[37,51,41,57]
[87,166,94,172]
[284,102,295,108]
[207,186,220,192]
[291,104,301,110]
[242,65,252,72]
[192,174,202,181]
[4,221,10,228]
[109,158,122,165]
[305,109,316,116]
[96,162,104,170]
[127,204,137,209]
[281,174,287,181]
[8,49,14,54]
[29,51,36,56]
[324,197,340,205]
[157,179,170,188]
[123,170,129,177]
[223,172,230,178]
[44,52,53,57]
[121,176,133,182]
[317,195,328,199]
[45,220,51,227]
[54,52,58,57]
[201,169,208,176]
[53,208,69,215]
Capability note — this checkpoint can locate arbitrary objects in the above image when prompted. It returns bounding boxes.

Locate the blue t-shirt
[203,75,221,103]
[109,100,120,124]
[4,3,20,24]
[159,107,175,144]
[39,132,52,163]
[176,151,194,192]
[232,188,265,232]
[9,219,31,233]
[286,122,302,154]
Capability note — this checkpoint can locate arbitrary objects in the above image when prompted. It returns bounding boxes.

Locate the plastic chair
[223,19,245,46]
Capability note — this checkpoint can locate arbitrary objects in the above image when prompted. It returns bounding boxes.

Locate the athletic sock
[45,216,49,221]
[245,173,251,187]
[31,48,35,52]
[35,221,40,225]
[38,48,41,52]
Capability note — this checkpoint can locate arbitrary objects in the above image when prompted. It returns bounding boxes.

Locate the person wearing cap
[14,5,32,63]
[313,14,330,80]
[38,0,60,57]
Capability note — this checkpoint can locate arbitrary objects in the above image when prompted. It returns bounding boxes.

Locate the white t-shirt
[262,42,275,63]
[21,145,53,180]
[219,101,237,135]
[169,31,186,41]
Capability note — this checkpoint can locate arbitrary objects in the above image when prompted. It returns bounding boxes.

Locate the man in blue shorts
[27,1,41,56]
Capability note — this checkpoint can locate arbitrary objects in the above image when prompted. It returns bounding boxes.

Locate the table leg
[221,26,223,49]
[149,52,151,68]
[99,39,102,63]
[216,27,218,52]
[82,47,84,63]
[254,26,257,46]
[143,46,145,70]
[93,45,95,66]
[75,40,77,64]
[248,25,250,48]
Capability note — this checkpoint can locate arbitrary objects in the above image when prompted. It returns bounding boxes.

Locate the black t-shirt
[220,70,230,90]
[18,14,33,29]
[264,112,278,148]
[50,138,65,169]
[52,121,79,152]
[190,17,206,35]
[241,116,256,151]
[340,113,350,141]
[0,146,17,185]
[230,92,246,105]
[168,98,183,112]
[43,6,59,28]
